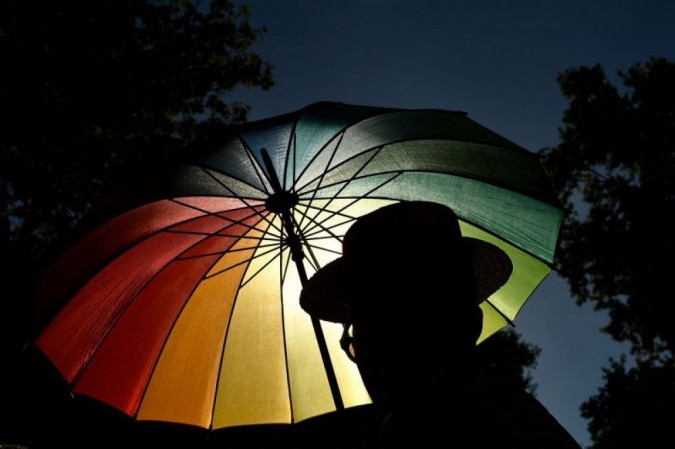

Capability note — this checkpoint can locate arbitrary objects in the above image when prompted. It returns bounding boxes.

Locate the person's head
[300,201,512,406]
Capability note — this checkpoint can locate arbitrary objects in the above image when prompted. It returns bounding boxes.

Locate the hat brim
[299,237,513,323]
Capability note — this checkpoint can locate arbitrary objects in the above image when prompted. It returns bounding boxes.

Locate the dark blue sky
[233,1,675,445]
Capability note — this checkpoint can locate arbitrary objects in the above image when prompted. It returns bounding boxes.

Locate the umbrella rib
[208,218,278,428]
[299,201,361,221]
[170,198,262,221]
[239,247,283,288]
[169,209,279,262]
[300,171,402,237]
[268,220,293,422]
[128,214,274,420]
[295,131,347,232]
[278,236,294,424]
[302,249,320,273]
[168,199,272,235]
[277,216,317,284]
[274,219,329,410]
[200,167,283,235]
[280,214,302,283]
[280,242,293,285]
[291,129,342,192]
[295,142,386,194]
[204,245,281,280]
[485,299,515,327]
[132,243,230,421]
[300,214,342,262]
[298,171,400,198]
[291,214,323,274]
[303,212,356,240]
[238,135,290,196]
[176,241,280,261]
[300,171,559,266]
[171,197,260,216]
[106,200,264,250]
[294,139,564,209]
[275,224,331,418]
[292,132,297,193]
[66,205,263,290]
[303,241,343,257]
[298,146,385,236]
[201,166,258,198]
[65,216,272,402]
[300,240,340,277]
[299,170,401,201]
[283,115,302,192]
[166,229,280,242]
[130,214,280,419]
[293,111,384,194]
[65,209,278,389]
[238,136,273,196]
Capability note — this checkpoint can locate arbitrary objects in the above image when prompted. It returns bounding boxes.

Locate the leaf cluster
[541,58,675,447]
[580,356,675,449]
[541,58,675,356]
[1,0,273,258]
[476,327,541,395]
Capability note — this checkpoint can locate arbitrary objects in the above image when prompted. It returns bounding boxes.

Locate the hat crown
[299,201,513,324]
[343,201,463,259]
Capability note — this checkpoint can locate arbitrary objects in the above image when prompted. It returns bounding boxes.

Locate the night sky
[231,1,675,445]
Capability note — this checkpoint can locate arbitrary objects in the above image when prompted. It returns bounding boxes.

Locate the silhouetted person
[300,201,581,448]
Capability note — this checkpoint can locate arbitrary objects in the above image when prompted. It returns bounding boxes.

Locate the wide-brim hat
[299,201,513,323]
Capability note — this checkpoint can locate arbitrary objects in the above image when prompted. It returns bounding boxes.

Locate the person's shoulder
[461,374,583,448]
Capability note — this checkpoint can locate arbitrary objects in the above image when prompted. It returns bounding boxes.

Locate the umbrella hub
[265,189,299,215]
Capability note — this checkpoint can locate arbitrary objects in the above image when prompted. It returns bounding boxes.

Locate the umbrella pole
[261,149,345,411]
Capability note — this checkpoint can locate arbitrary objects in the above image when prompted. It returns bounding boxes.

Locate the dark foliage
[541,58,675,447]
[476,327,541,395]
[541,58,675,357]
[581,357,675,449]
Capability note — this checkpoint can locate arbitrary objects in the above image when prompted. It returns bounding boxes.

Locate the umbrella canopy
[35,101,563,430]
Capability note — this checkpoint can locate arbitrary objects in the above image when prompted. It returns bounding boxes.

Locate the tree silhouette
[580,357,675,449]
[0,1,272,446]
[0,3,544,446]
[541,57,675,447]
[476,327,541,395]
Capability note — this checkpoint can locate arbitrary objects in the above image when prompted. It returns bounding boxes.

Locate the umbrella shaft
[261,148,345,411]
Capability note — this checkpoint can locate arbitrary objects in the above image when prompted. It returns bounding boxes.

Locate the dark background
[3,1,675,448]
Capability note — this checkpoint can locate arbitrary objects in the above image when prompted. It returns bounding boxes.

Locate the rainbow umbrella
[35,101,563,430]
